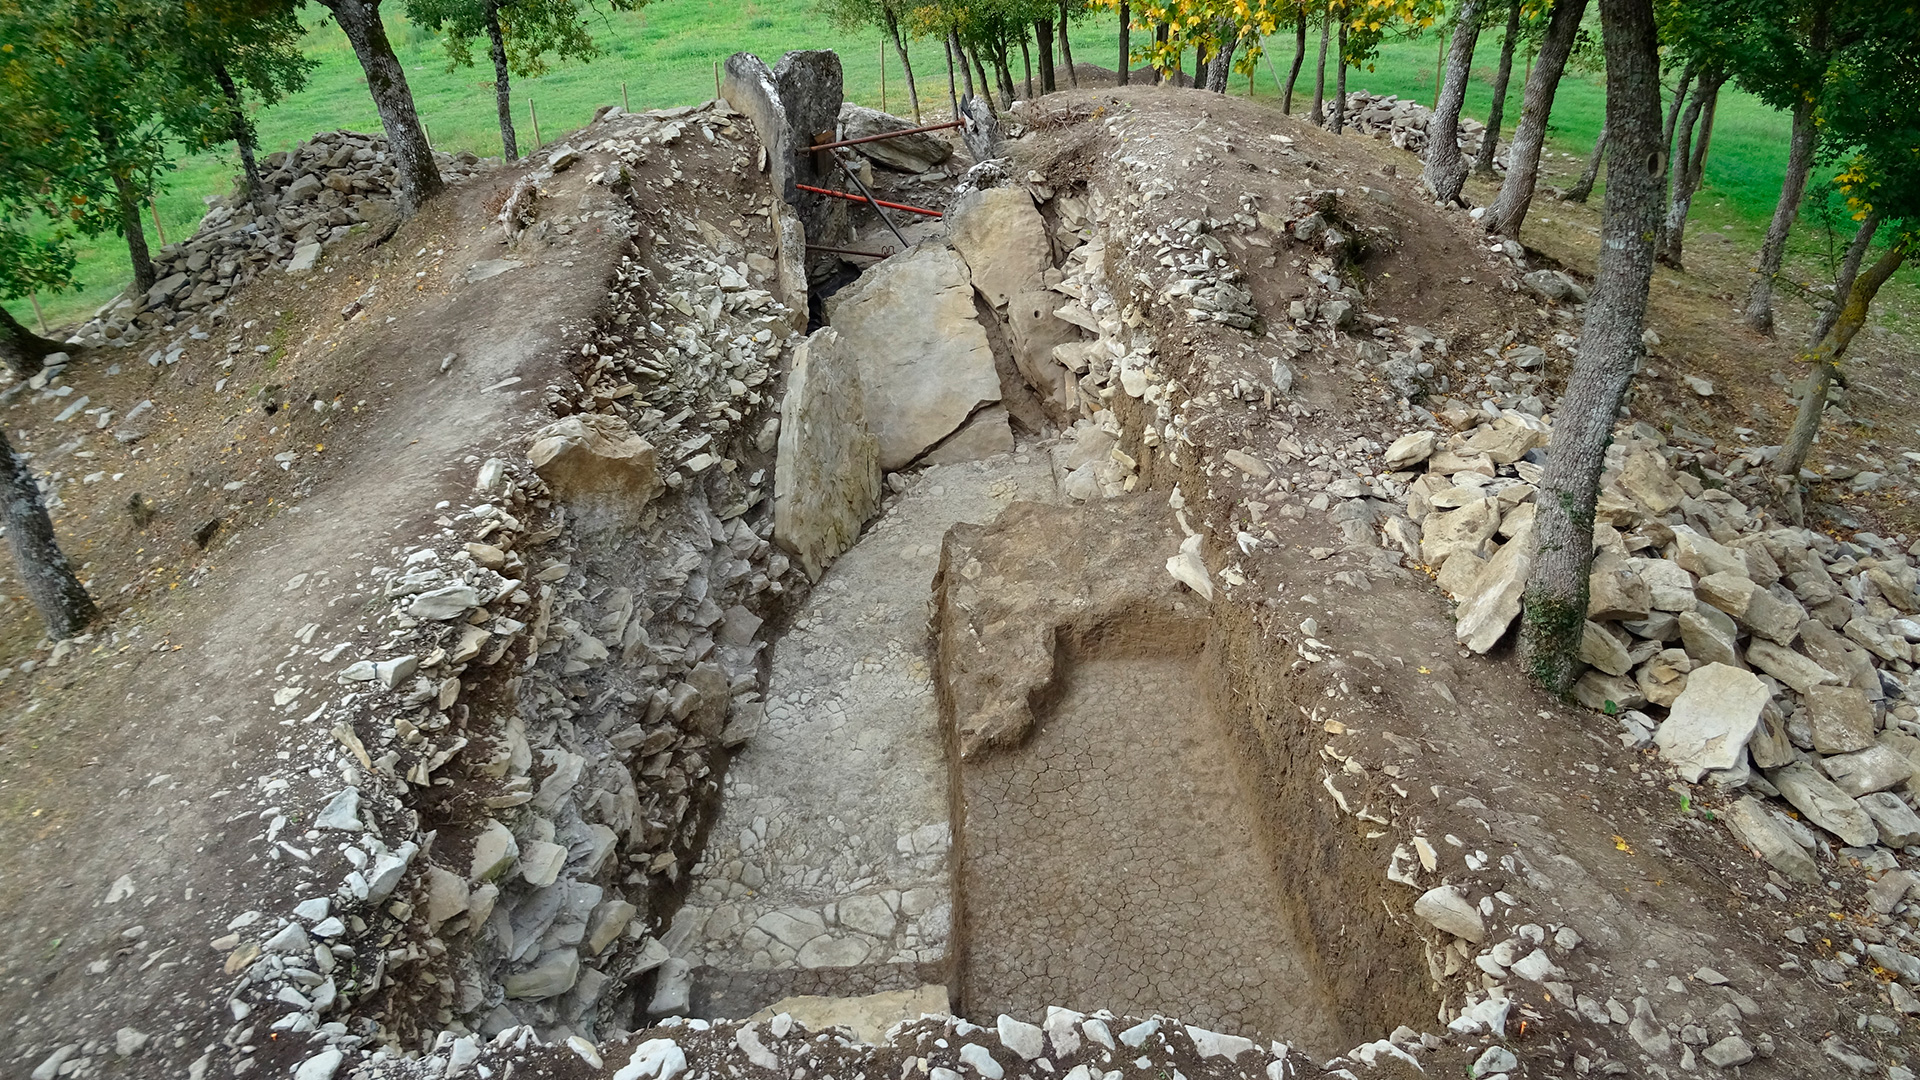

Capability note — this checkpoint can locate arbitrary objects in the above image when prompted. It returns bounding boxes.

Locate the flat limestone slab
[671,454,1058,1015]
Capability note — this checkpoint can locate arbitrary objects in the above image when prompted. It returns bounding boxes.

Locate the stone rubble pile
[1331,92,1489,161]
[64,132,487,349]
[1385,414,1920,879]
[325,998,1523,1080]
[200,102,817,1080]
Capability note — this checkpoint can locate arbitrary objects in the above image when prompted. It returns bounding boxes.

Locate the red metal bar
[806,244,895,258]
[795,183,944,218]
[807,120,964,152]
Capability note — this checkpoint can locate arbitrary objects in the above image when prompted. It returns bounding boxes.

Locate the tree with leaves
[158,0,314,214]
[315,0,444,215]
[0,0,182,297]
[1520,0,1665,693]
[411,0,647,160]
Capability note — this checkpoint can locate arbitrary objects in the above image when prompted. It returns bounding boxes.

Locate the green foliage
[408,0,644,80]
[156,0,316,157]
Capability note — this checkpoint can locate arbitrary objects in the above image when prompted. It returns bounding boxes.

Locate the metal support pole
[830,148,911,249]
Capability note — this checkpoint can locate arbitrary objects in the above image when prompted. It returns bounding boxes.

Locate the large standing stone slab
[1654,664,1767,782]
[826,243,1002,471]
[773,328,882,580]
[722,53,793,200]
[1770,760,1879,846]
[947,187,1051,309]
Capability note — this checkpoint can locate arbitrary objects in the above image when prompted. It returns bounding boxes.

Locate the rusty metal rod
[831,148,911,249]
[795,183,944,218]
[806,244,894,258]
[807,120,964,152]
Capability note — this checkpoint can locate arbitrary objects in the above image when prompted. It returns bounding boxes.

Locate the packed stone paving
[13,46,1920,1080]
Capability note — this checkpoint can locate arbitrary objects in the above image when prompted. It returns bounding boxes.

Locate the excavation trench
[651,71,1427,1055]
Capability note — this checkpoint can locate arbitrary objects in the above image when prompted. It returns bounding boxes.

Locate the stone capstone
[837,104,953,172]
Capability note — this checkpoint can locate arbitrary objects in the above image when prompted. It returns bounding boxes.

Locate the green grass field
[3,2,1878,331]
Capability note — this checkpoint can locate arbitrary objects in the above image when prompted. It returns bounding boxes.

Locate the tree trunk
[1332,19,1348,130]
[1194,43,1209,82]
[0,428,97,640]
[1472,0,1523,175]
[1205,29,1238,92]
[1778,242,1908,483]
[1655,68,1710,258]
[484,0,518,160]
[320,0,444,216]
[1562,117,1607,202]
[1423,0,1484,205]
[1661,64,1694,150]
[1742,96,1818,334]
[213,61,268,215]
[1020,27,1034,99]
[0,305,62,379]
[1035,18,1055,93]
[1310,3,1332,125]
[968,47,995,113]
[1117,0,1129,86]
[946,31,962,118]
[1283,9,1307,114]
[1520,0,1664,695]
[111,170,157,295]
[1059,4,1077,86]
[1482,0,1589,237]
[994,42,1017,106]
[887,11,922,121]
[953,29,975,101]
[1811,210,1880,345]
[1155,23,1169,85]
[1658,71,1722,268]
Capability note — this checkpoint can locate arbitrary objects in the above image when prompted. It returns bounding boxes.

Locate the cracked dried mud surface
[961,653,1343,1053]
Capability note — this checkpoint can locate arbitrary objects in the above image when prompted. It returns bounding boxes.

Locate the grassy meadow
[5,2,1880,330]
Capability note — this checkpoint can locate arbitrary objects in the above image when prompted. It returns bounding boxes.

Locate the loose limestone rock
[773,328,882,579]
[1723,797,1820,883]
[1454,522,1534,654]
[1413,885,1485,943]
[1653,664,1767,782]
[1807,685,1878,754]
[1770,760,1879,846]
[527,414,663,537]
[1820,744,1917,797]
[826,243,1001,470]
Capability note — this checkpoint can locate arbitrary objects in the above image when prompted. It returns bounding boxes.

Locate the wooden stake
[714,61,721,101]
[622,81,630,111]
[423,119,433,148]
[880,41,888,113]
[148,199,167,246]
[28,290,47,336]
[529,101,542,149]
[1432,34,1443,109]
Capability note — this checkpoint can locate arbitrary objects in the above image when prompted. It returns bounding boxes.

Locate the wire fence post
[622,81,630,111]
[529,101,542,150]
[423,119,433,148]
[28,290,47,336]
[148,199,167,247]
[880,41,888,113]
[713,61,721,100]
